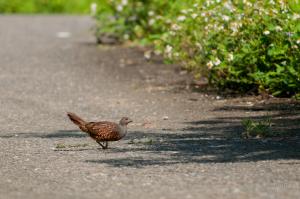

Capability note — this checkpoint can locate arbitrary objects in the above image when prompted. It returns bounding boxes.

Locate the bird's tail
[67,112,86,127]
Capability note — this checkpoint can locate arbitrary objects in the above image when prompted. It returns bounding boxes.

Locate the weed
[241,118,273,138]
[55,143,67,149]
[55,143,89,149]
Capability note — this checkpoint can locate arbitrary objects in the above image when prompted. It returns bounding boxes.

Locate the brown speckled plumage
[67,112,132,149]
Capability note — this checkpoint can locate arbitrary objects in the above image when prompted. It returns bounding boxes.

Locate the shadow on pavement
[85,101,300,167]
[1,102,299,167]
[0,130,86,139]
[84,129,300,168]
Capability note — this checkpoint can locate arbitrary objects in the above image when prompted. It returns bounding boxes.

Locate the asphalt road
[0,16,299,199]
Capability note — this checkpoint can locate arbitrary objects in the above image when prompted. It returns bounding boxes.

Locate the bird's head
[119,117,133,126]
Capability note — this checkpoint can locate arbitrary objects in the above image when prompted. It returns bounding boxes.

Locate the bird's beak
[128,120,133,124]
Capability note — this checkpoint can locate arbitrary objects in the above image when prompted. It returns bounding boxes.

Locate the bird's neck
[119,125,128,137]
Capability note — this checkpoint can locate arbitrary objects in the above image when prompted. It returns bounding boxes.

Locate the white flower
[170,31,176,36]
[123,34,129,40]
[222,15,230,21]
[148,11,155,16]
[297,39,300,44]
[191,13,198,19]
[230,22,241,33]
[272,9,278,14]
[165,45,173,58]
[90,2,97,16]
[148,19,155,26]
[281,61,287,66]
[228,53,234,61]
[166,19,172,24]
[224,1,234,12]
[181,10,188,14]
[263,30,270,35]
[207,61,214,69]
[156,15,162,20]
[206,1,212,6]
[171,24,181,31]
[165,45,173,54]
[177,16,186,22]
[116,5,123,12]
[217,25,224,31]
[121,0,128,6]
[292,14,300,20]
[214,58,221,66]
[275,26,282,31]
[245,1,253,7]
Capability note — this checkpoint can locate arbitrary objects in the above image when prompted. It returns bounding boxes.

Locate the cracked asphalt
[0,16,299,199]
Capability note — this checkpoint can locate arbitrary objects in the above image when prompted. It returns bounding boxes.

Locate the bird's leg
[104,141,108,149]
[96,141,106,149]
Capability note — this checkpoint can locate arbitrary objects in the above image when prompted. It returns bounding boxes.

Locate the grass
[240,117,291,138]
[0,0,96,14]
[242,118,272,138]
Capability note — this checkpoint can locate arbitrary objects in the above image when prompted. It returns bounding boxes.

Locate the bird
[67,112,132,149]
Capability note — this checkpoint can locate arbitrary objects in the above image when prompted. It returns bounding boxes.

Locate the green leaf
[288,0,300,13]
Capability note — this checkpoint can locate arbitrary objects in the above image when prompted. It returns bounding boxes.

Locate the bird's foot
[97,141,108,149]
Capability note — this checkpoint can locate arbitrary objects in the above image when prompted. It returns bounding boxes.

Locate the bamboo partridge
[67,112,132,149]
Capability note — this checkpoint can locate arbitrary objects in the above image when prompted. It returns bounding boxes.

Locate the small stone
[163,116,169,120]
[56,32,71,38]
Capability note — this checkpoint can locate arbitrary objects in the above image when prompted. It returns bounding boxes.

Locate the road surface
[0,16,299,199]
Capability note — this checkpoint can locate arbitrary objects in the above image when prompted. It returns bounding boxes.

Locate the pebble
[163,116,169,120]
[56,31,71,38]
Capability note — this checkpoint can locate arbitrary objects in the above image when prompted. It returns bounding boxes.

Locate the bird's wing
[85,121,121,141]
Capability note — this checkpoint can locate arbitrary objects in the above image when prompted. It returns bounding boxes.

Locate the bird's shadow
[84,129,299,168]
[1,101,300,168]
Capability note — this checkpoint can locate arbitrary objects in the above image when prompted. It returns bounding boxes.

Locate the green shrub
[96,0,300,98]
[0,0,95,13]
[95,0,180,43]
